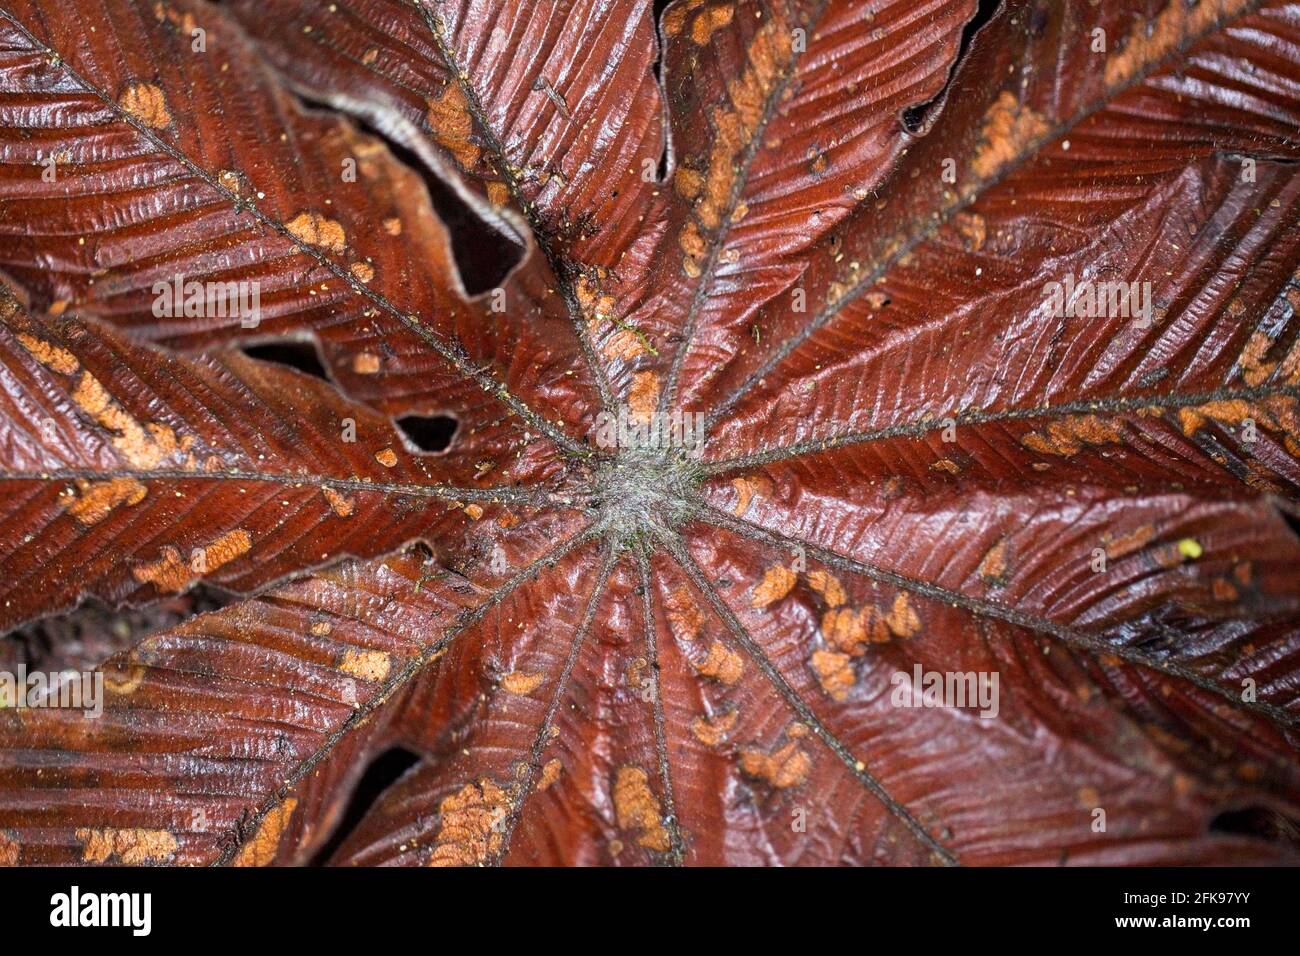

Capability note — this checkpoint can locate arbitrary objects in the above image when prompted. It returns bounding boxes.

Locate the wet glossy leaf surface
[1,0,1299,866]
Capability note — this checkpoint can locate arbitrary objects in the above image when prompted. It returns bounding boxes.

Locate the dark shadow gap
[652,0,673,181]
[901,0,1002,133]
[242,340,331,381]
[290,92,522,295]
[0,587,233,673]
[309,747,422,866]
[1278,504,1300,542]
[396,413,458,453]
[1210,805,1300,848]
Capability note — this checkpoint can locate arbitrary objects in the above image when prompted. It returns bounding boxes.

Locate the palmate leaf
[0,0,1299,867]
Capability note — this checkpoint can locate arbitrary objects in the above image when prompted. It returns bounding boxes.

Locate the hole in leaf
[242,340,330,381]
[901,0,1002,133]
[1209,805,1300,847]
[309,747,422,866]
[396,414,458,453]
[1277,505,1300,542]
[651,0,673,181]
[371,128,521,294]
[290,92,523,295]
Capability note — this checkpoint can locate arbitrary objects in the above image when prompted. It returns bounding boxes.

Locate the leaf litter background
[0,0,1299,866]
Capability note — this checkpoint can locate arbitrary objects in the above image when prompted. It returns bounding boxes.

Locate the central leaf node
[592,443,701,548]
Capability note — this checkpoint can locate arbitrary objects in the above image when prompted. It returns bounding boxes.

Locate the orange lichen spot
[486,181,510,207]
[71,372,179,468]
[232,798,298,867]
[340,648,391,682]
[977,538,1008,584]
[613,766,671,852]
[322,485,355,517]
[1103,523,1156,560]
[691,708,739,747]
[310,620,332,637]
[348,351,379,374]
[971,91,1049,180]
[286,211,346,253]
[118,81,171,129]
[690,4,734,45]
[811,648,854,701]
[349,261,374,283]
[463,503,484,520]
[428,780,511,866]
[76,827,178,864]
[1280,336,1300,385]
[739,741,811,789]
[665,586,704,641]
[674,166,704,199]
[202,529,253,571]
[0,831,17,866]
[426,83,480,170]
[104,664,148,695]
[884,593,920,638]
[679,220,707,277]
[132,546,191,592]
[675,16,792,264]
[806,569,846,608]
[217,168,245,195]
[930,458,960,474]
[1238,330,1276,386]
[1021,414,1124,457]
[501,670,544,695]
[602,328,646,361]
[662,4,688,36]
[16,332,79,374]
[696,640,743,684]
[628,371,660,423]
[375,447,398,467]
[132,529,252,592]
[153,2,199,33]
[537,758,562,792]
[576,275,618,333]
[730,474,770,517]
[383,217,402,236]
[826,605,891,654]
[68,477,148,526]
[574,274,598,311]
[820,607,863,655]
[1105,0,1252,88]
[626,656,648,692]
[954,211,986,252]
[1177,399,1254,438]
[751,564,796,608]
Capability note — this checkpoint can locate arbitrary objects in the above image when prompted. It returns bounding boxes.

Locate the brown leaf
[2,0,1300,869]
